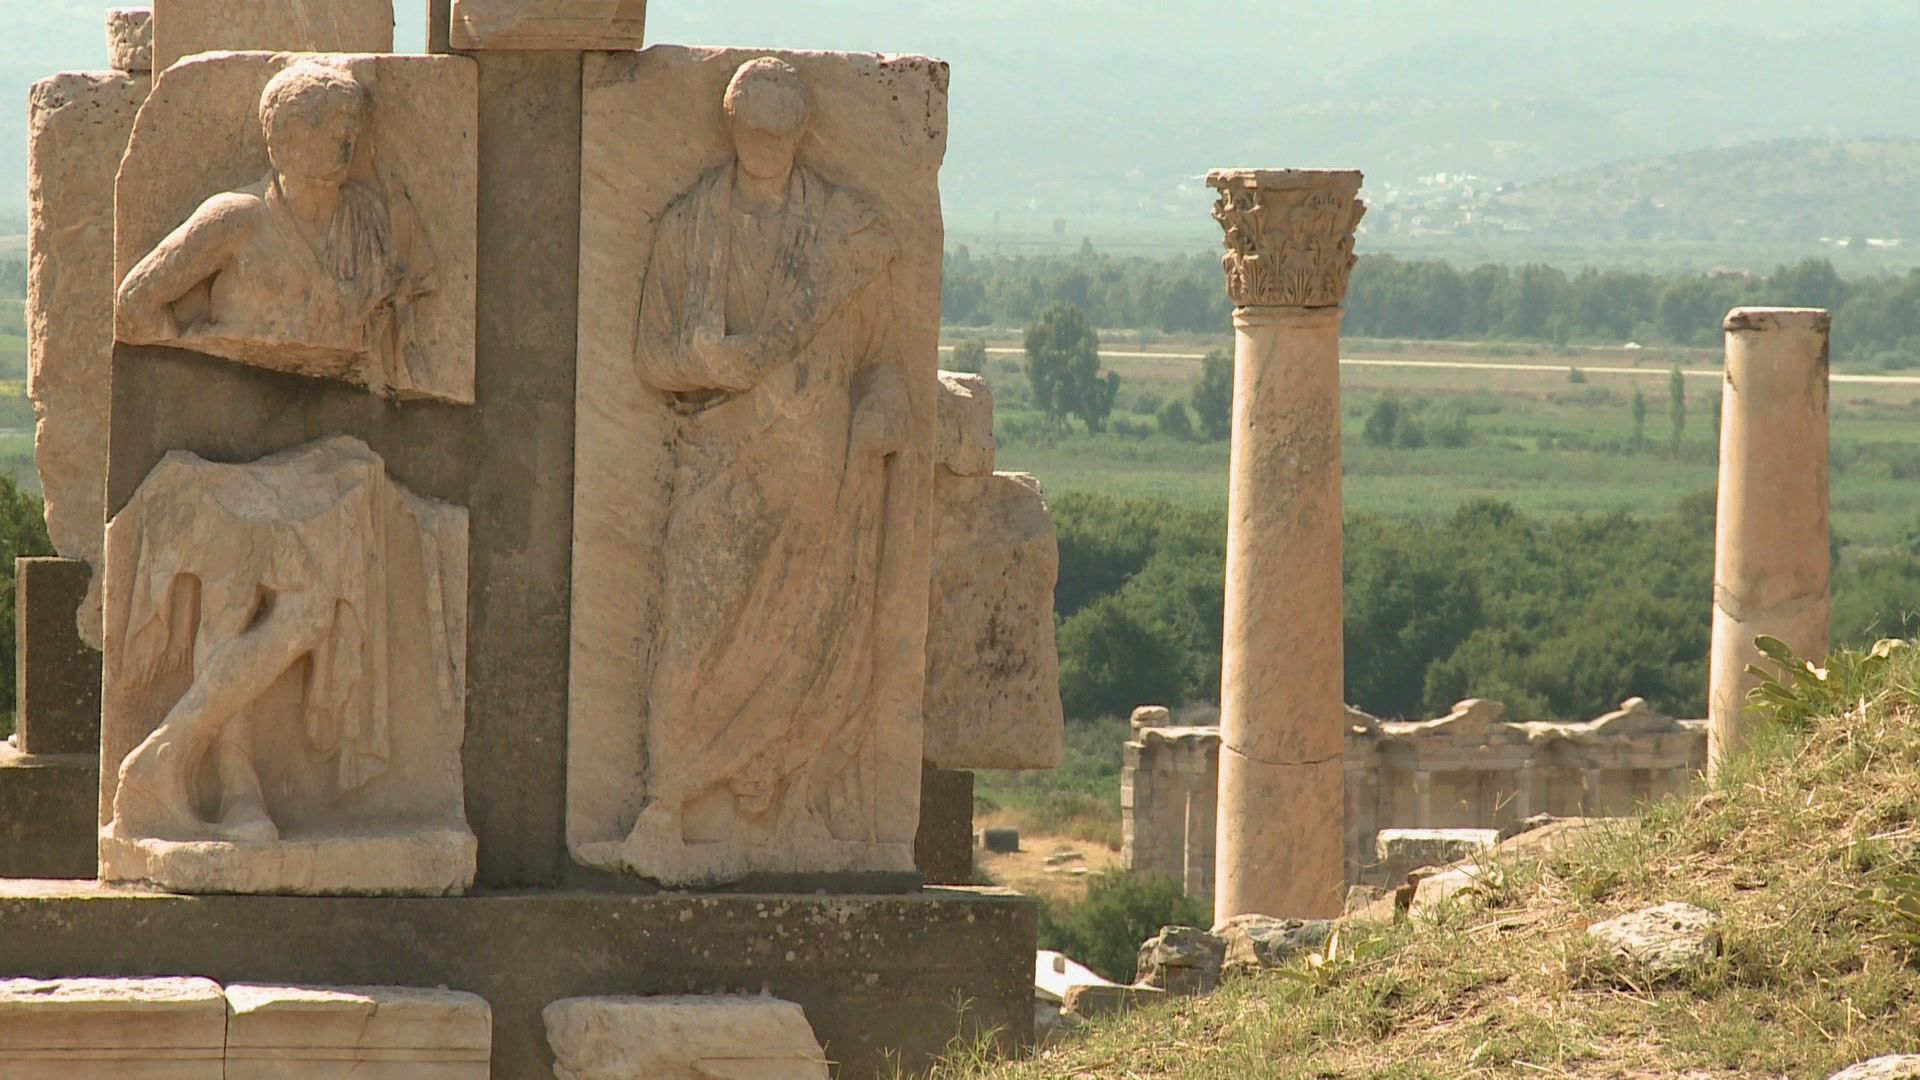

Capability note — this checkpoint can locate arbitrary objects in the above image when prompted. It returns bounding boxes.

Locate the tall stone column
[1207,169,1365,922]
[1709,308,1831,775]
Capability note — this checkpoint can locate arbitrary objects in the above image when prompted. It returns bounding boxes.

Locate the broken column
[1205,169,1365,922]
[1708,307,1831,774]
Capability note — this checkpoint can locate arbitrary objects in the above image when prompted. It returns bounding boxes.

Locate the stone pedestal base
[99,830,479,897]
[914,764,975,885]
[0,744,96,878]
[0,882,1035,1079]
[14,557,102,757]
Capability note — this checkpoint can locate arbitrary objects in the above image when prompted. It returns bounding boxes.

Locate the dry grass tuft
[916,643,1920,1079]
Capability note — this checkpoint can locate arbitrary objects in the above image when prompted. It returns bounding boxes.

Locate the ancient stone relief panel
[150,0,395,75]
[115,53,476,403]
[544,996,830,1080]
[450,0,648,50]
[28,67,149,647]
[98,436,472,895]
[568,48,949,885]
[923,372,1064,770]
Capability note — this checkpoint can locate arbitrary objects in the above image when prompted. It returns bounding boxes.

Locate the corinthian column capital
[1206,169,1366,309]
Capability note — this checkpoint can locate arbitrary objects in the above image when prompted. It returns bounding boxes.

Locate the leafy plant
[1273,925,1389,992]
[1745,635,1907,729]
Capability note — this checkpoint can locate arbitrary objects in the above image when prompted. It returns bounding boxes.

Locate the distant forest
[943,249,1920,368]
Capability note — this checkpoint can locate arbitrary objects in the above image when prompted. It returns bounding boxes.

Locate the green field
[956,335,1920,550]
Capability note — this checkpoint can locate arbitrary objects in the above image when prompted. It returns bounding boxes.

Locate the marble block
[115,52,477,403]
[99,436,473,895]
[150,0,394,74]
[225,984,492,1078]
[936,370,996,477]
[544,995,830,1080]
[108,9,154,73]
[0,976,225,1079]
[567,47,948,885]
[450,0,647,50]
[28,69,149,646]
[924,472,1063,770]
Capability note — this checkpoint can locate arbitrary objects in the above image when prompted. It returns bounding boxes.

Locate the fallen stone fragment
[1587,901,1722,981]
[1829,1057,1920,1080]
[1212,915,1333,978]
[1061,982,1165,1019]
[1135,926,1224,995]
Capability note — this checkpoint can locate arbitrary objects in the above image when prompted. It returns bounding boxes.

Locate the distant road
[943,345,1920,387]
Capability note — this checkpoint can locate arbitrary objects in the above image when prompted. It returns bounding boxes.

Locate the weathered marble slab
[225,984,492,1078]
[99,436,473,896]
[108,9,154,73]
[450,0,647,50]
[0,976,225,1079]
[114,52,476,403]
[28,69,149,646]
[150,0,394,74]
[544,995,830,1080]
[568,47,948,885]
[924,471,1063,770]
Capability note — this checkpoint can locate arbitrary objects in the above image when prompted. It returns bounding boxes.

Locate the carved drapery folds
[1206,169,1365,309]
[567,48,946,886]
[113,52,477,403]
[98,436,474,895]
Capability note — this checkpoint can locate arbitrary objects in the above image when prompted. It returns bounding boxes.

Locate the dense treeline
[1053,490,1920,723]
[944,248,1920,368]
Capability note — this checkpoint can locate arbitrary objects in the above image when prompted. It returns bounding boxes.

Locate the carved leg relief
[101,437,473,896]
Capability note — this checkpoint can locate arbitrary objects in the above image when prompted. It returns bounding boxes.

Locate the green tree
[1363,395,1403,449]
[1156,399,1194,441]
[1023,302,1119,432]
[1631,388,1648,452]
[1668,367,1687,457]
[1056,595,1193,720]
[1190,349,1234,441]
[947,338,989,374]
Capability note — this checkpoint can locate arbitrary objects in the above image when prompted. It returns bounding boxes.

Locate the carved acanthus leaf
[1207,170,1366,309]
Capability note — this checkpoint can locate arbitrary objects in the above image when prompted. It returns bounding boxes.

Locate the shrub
[1037,870,1208,983]
[1156,399,1195,441]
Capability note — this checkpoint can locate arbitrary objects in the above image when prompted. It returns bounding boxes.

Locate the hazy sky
[7,1,1919,230]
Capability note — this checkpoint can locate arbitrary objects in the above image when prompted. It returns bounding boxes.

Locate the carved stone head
[723,57,809,181]
[259,60,370,187]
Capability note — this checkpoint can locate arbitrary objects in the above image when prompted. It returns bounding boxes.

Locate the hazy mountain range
[4,1,1919,247]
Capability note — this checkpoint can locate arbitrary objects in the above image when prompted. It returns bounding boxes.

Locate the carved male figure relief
[620,58,915,878]
[116,59,437,394]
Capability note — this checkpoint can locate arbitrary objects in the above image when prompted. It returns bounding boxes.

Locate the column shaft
[1708,307,1831,774]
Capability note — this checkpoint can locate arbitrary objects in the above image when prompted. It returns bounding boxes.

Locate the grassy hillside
[1488,138,1920,245]
[935,640,1920,1078]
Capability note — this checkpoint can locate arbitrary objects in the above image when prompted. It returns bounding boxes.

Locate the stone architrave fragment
[150,0,394,74]
[924,471,1063,769]
[98,436,474,896]
[544,996,830,1080]
[450,0,647,50]
[28,69,149,647]
[0,976,226,1079]
[115,52,477,404]
[224,985,492,1078]
[567,47,948,885]
[108,9,155,73]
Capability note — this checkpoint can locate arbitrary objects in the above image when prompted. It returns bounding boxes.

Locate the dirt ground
[972,810,1125,904]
